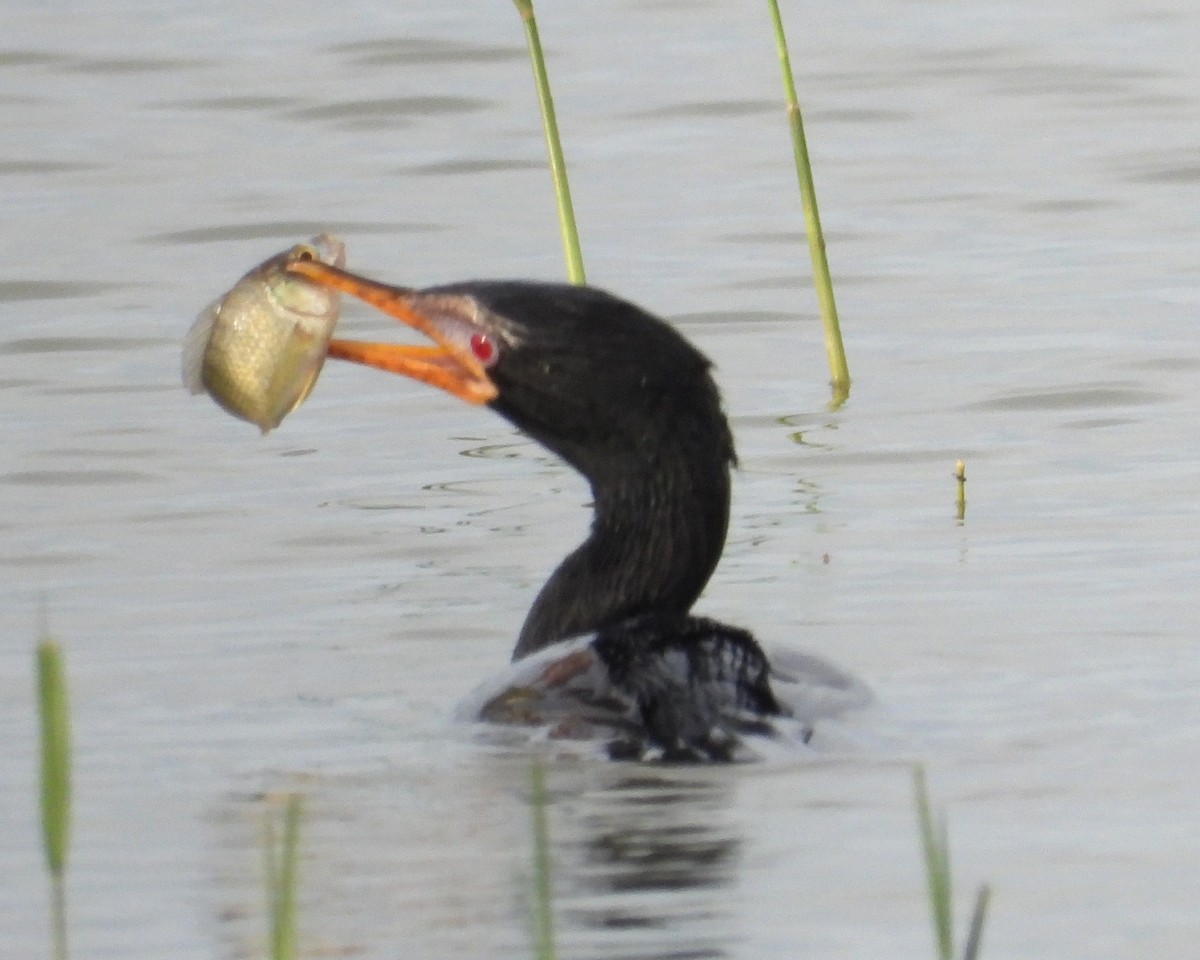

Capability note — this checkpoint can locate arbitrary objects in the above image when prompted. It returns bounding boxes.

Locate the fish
[183,233,345,433]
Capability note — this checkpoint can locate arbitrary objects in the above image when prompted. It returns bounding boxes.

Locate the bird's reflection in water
[208,758,744,960]
[549,769,740,960]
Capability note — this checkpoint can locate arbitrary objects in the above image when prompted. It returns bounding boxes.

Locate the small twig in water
[955,459,967,523]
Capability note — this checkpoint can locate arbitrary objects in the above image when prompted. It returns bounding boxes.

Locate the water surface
[2,1,1199,957]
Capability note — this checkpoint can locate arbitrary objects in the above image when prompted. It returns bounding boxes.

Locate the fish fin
[289,355,327,409]
[182,299,221,393]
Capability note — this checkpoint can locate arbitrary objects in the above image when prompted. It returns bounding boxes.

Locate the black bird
[289,260,867,760]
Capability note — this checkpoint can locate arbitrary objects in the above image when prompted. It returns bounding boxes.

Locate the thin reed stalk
[264,794,303,960]
[511,0,586,285]
[765,0,850,403]
[529,759,557,960]
[914,766,991,960]
[914,767,954,960]
[962,883,992,960]
[37,637,71,960]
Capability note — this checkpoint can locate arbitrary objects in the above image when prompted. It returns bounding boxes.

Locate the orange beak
[287,259,498,406]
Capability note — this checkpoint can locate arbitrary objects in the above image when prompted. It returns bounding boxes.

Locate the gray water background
[2,0,1199,957]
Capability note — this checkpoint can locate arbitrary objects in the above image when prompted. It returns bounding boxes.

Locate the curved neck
[513,453,731,660]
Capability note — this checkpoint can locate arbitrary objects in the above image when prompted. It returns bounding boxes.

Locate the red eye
[470,332,496,364]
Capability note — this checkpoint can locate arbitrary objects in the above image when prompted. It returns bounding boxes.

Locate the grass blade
[962,883,992,960]
[913,766,954,960]
[765,0,850,402]
[529,759,556,960]
[37,637,71,960]
[265,794,303,960]
[38,640,71,876]
[511,0,586,286]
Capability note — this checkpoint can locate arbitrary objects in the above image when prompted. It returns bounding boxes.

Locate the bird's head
[288,262,735,484]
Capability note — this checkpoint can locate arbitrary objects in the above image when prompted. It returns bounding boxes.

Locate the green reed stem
[265,794,303,960]
[529,759,557,960]
[766,0,850,402]
[512,0,586,285]
[37,637,71,960]
[914,766,991,960]
[914,767,954,960]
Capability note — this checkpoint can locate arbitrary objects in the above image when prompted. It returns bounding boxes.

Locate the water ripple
[0,159,103,175]
[811,107,911,124]
[669,310,794,326]
[401,158,543,176]
[286,96,491,127]
[44,384,177,396]
[326,38,526,66]
[0,551,97,566]
[969,385,1168,412]
[0,336,166,355]
[634,98,775,120]
[0,280,126,301]
[149,95,303,112]
[141,220,443,245]
[0,469,155,486]
[64,56,214,74]
[461,440,529,460]
[1126,163,1200,185]
[0,50,67,68]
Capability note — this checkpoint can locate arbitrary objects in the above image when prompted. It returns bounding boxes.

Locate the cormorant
[289,260,867,760]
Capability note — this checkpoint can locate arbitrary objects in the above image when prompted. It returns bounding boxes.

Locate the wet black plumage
[593,613,781,762]
[425,281,785,760]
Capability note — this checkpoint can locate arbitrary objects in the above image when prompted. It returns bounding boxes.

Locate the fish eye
[292,245,318,262]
